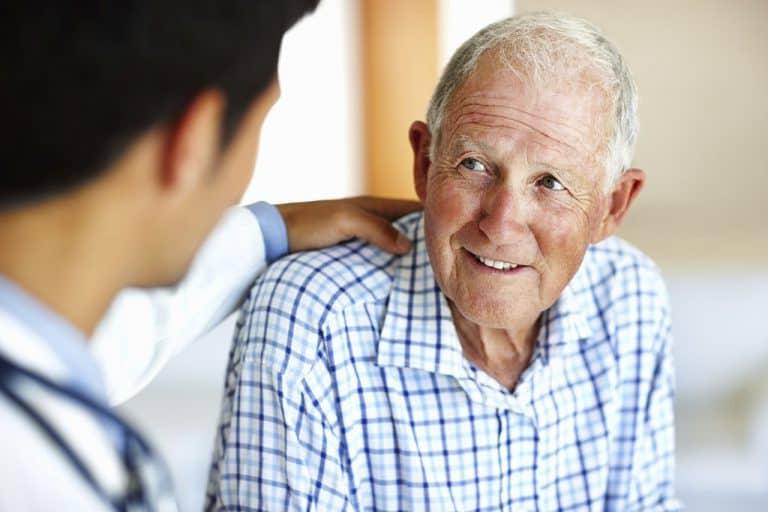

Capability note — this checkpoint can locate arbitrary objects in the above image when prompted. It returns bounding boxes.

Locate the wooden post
[360,0,439,198]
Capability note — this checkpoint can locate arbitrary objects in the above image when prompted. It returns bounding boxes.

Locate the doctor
[0,2,416,510]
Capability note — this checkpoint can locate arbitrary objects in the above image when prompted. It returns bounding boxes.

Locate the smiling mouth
[476,254,518,270]
[464,249,524,272]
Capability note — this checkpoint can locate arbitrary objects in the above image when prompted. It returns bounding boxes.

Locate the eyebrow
[535,161,574,176]
[445,135,494,156]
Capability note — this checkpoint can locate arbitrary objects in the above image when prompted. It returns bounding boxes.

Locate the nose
[477,182,529,243]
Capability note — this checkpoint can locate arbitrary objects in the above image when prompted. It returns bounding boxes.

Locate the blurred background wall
[117,1,768,510]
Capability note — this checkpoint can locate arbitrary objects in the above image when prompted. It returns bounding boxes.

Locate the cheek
[232,127,263,190]
[422,177,480,288]
[424,175,481,232]
[548,212,588,244]
[538,193,596,237]
[218,105,270,203]
[535,204,592,271]
[422,191,461,268]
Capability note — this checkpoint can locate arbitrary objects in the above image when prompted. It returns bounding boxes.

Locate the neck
[449,302,539,390]
[0,193,134,338]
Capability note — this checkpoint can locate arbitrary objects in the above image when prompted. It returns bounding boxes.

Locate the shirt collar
[377,214,593,377]
[377,215,467,379]
[0,274,108,403]
[534,264,593,364]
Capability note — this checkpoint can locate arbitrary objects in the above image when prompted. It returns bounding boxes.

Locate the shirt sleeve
[92,205,282,405]
[205,281,355,511]
[206,360,354,511]
[204,249,359,512]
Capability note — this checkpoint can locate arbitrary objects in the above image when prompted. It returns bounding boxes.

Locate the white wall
[241,0,363,205]
[668,273,768,509]
[438,0,514,66]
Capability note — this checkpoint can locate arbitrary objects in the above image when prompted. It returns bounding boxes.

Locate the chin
[159,268,189,287]
[163,255,197,286]
[135,252,196,288]
[134,268,186,289]
[452,295,536,330]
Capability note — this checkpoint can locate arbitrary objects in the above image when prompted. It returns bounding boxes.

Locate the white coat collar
[0,275,106,402]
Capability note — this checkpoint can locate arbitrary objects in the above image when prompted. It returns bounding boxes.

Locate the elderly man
[206,12,678,511]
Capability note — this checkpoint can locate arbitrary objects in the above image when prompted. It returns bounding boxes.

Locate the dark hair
[0,1,319,209]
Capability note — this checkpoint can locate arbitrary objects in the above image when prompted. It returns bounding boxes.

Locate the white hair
[426,11,638,187]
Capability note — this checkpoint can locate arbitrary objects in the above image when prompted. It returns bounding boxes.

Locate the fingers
[351,196,421,220]
[275,197,416,255]
[345,209,412,254]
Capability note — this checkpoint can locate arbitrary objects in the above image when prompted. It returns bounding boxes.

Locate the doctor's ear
[409,121,432,203]
[161,90,225,195]
[592,168,645,243]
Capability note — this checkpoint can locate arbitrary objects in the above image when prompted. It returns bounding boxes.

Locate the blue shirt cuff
[246,202,289,263]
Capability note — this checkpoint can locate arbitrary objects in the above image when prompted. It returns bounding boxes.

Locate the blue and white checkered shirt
[206,212,679,511]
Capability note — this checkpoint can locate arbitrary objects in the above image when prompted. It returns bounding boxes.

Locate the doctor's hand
[277,196,420,255]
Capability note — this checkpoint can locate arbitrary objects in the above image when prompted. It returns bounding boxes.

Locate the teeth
[476,255,518,271]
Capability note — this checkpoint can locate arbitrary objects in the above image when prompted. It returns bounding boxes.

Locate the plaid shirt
[206,212,679,511]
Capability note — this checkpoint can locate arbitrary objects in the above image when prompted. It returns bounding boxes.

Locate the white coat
[0,207,269,511]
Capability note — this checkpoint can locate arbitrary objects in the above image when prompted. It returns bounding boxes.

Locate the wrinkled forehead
[439,53,613,165]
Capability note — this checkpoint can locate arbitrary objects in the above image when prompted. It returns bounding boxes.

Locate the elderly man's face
[410,56,642,331]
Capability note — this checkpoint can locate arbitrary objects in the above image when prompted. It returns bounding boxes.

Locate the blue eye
[538,175,565,191]
[460,157,488,173]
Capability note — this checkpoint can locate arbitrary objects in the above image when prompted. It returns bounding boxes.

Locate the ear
[408,121,432,203]
[161,89,225,194]
[592,168,645,243]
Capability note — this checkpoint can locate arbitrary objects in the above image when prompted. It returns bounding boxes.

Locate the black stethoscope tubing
[0,352,172,511]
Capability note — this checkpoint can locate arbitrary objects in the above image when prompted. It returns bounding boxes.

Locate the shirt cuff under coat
[246,201,289,263]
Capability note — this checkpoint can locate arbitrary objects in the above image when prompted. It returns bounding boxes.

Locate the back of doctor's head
[0,1,318,210]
